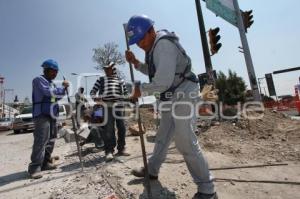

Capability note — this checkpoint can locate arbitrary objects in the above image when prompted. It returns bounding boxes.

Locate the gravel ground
[0,109,299,199]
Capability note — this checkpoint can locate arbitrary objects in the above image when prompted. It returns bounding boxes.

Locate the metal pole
[63,76,84,171]
[85,76,88,96]
[0,77,4,118]
[3,89,5,118]
[4,89,14,118]
[195,0,215,84]
[232,0,260,101]
[258,79,262,95]
[123,23,153,199]
[257,77,265,96]
[123,24,135,82]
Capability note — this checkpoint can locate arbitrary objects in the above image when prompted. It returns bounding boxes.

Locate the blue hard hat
[41,59,59,71]
[127,15,154,45]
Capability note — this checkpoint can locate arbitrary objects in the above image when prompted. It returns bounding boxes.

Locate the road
[0,129,119,199]
[0,117,299,199]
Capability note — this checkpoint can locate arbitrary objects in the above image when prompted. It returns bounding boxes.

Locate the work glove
[200,84,219,102]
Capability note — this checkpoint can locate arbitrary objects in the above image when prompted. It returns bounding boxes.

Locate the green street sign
[206,0,237,27]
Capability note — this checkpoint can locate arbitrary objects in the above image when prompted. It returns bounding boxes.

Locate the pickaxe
[63,76,84,171]
[123,23,153,199]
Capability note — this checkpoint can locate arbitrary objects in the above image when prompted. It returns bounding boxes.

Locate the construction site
[0,106,299,198]
[1,0,300,199]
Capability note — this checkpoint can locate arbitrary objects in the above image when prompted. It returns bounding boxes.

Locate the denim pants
[102,106,126,154]
[28,115,57,174]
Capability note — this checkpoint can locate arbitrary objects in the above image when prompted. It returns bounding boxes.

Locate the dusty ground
[0,110,299,199]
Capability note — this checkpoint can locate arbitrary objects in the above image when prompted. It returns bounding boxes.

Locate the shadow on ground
[6,129,34,136]
[0,171,28,188]
[0,171,80,195]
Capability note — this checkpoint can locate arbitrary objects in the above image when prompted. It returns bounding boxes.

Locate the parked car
[12,105,68,134]
[12,106,34,134]
[0,118,13,131]
[58,104,67,122]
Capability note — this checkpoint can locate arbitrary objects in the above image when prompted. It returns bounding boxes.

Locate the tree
[92,42,126,80]
[92,42,125,70]
[215,70,246,105]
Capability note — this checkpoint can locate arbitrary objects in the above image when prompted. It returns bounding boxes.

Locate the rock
[104,194,119,199]
[212,121,220,126]
[128,124,145,136]
[63,129,76,143]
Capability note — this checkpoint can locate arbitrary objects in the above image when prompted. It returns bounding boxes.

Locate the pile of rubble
[198,110,300,163]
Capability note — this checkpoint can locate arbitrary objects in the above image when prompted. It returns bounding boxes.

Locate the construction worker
[28,59,69,179]
[79,103,105,149]
[125,15,218,199]
[90,62,130,162]
[75,87,87,127]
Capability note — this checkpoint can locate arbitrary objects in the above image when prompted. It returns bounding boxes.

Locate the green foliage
[215,70,247,105]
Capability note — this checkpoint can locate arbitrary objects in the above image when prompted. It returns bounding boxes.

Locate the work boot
[50,155,60,163]
[192,192,218,199]
[116,149,130,156]
[29,171,43,179]
[41,162,57,171]
[105,152,114,162]
[131,167,158,180]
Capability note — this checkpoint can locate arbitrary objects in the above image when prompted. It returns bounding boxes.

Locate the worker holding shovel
[125,15,218,199]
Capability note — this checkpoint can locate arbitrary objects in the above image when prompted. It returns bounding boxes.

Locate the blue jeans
[102,106,126,154]
[28,115,57,174]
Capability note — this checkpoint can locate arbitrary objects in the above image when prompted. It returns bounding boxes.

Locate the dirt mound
[134,109,299,163]
[199,110,300,163]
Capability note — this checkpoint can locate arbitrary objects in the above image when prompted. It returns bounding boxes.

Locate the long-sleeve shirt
[90,71,128,102]
[136,30,192,96]
[75,92,86,105]
[32,75,65,118]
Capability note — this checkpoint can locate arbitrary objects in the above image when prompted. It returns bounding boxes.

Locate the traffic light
[208,27,222,55]
[242,10,254,32]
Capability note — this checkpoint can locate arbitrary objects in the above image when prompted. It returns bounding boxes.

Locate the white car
[13,105,68,134]
[13,106,34,134]
[0,118,13,131]
[58,104,68,121]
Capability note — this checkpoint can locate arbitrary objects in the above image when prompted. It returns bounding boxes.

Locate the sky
[0,0,300,103]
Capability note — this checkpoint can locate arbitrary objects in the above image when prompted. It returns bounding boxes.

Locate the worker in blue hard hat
[125,15,218,199]
[28,59,69,179]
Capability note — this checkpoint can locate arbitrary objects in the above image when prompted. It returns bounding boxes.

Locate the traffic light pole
[232,0,261,101]
[195,0,215,84]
